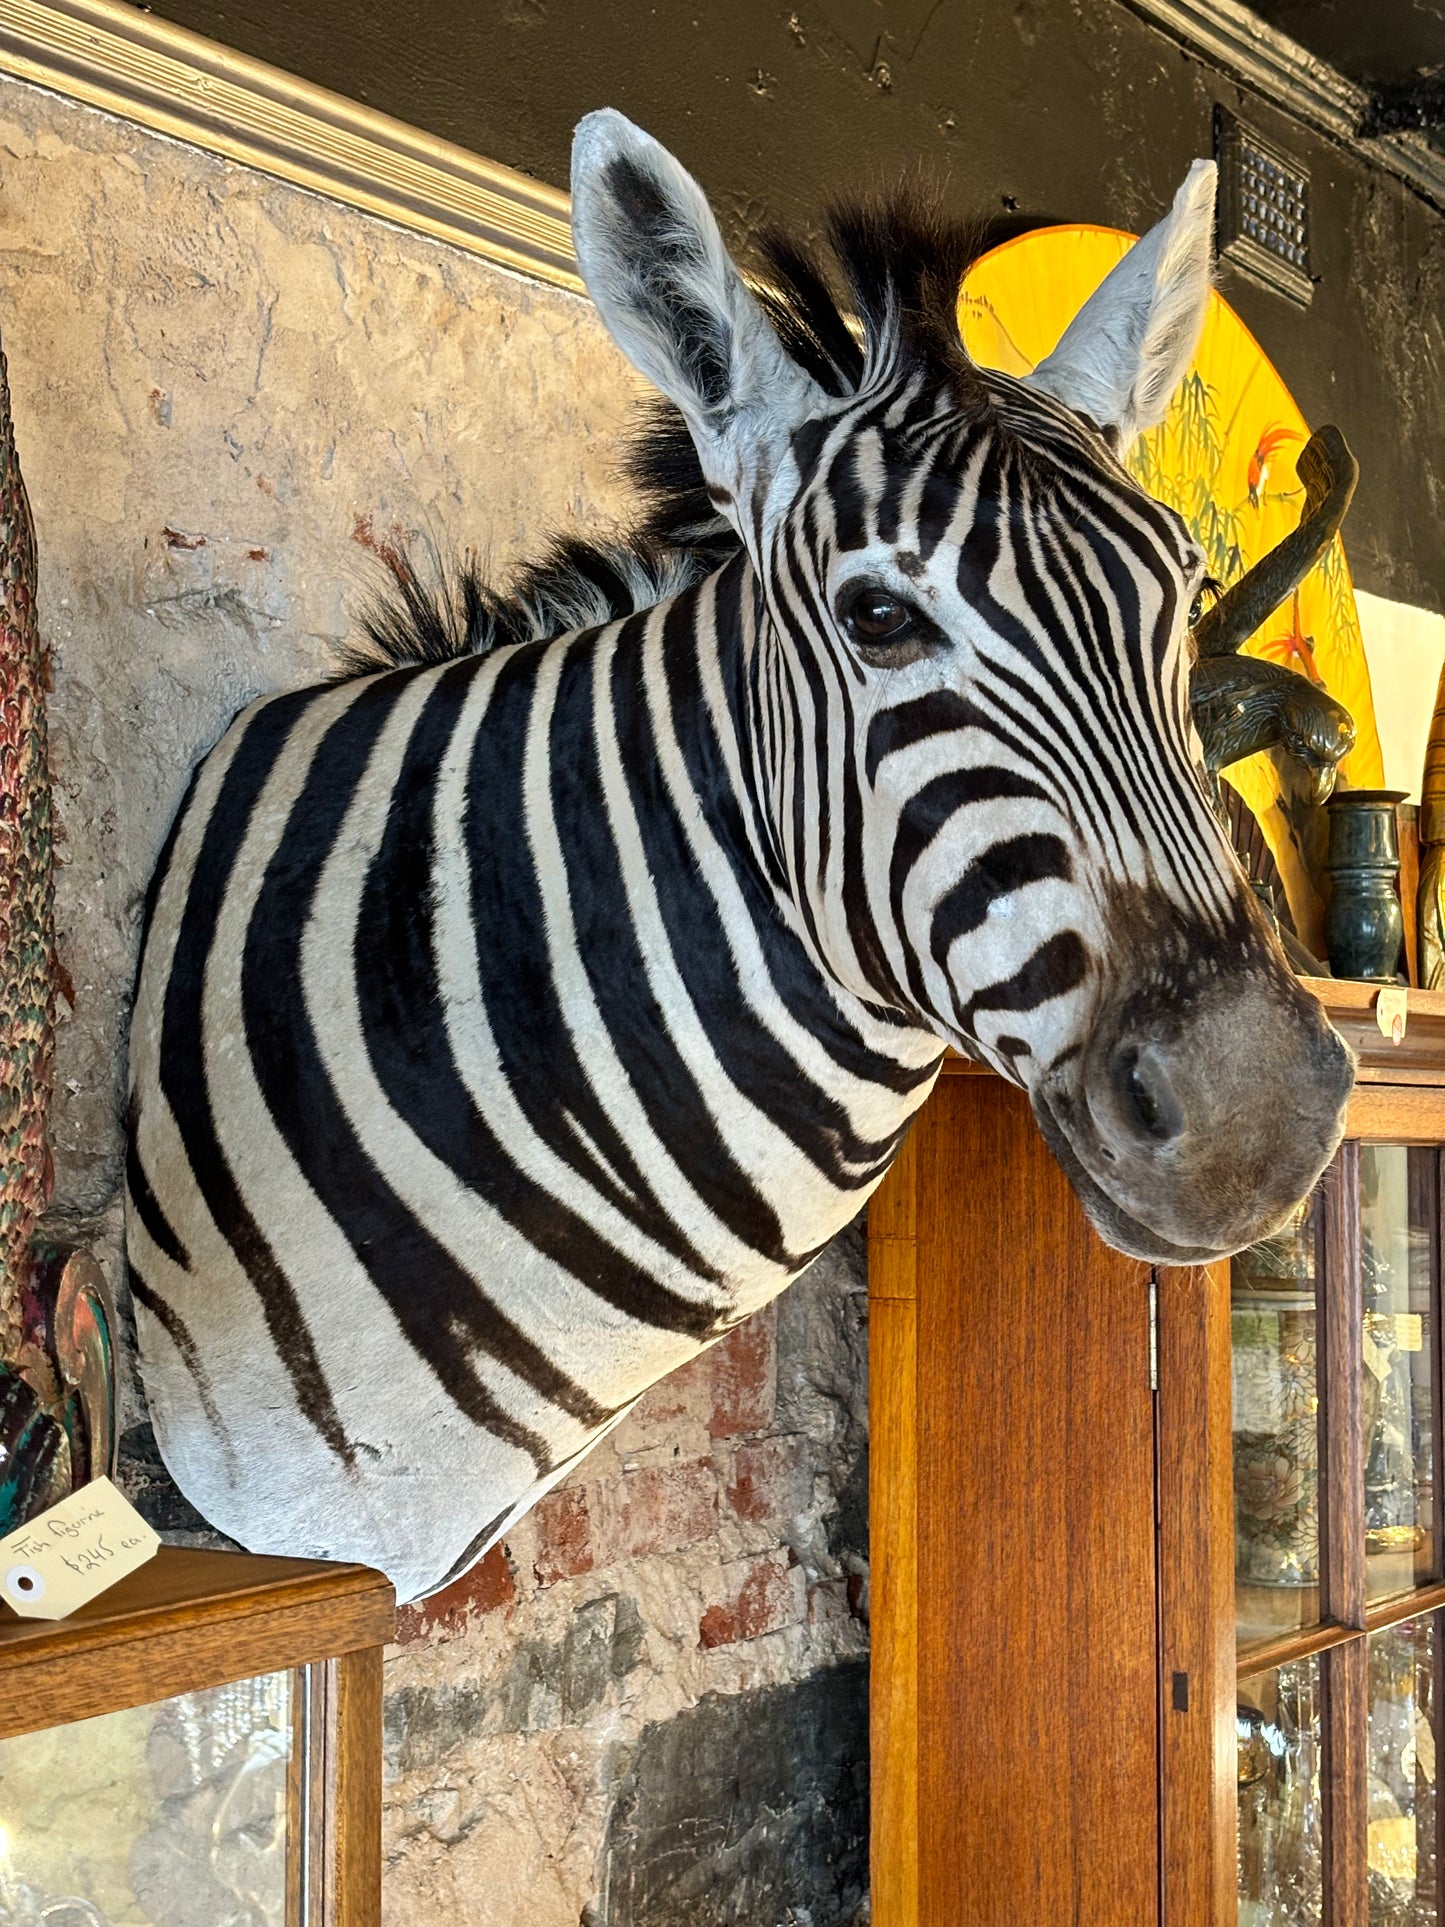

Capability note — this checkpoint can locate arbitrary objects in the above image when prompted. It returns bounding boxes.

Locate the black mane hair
[337,189,994,681]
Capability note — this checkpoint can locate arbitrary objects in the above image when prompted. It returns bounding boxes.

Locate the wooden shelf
[0,1545,394,1739]
[1300,977,1445,1084]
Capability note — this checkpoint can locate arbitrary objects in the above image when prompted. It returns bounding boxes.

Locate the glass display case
[1225,1132,1445,1925]
[0,1548,392,1927]
[1156,978,1445,1927]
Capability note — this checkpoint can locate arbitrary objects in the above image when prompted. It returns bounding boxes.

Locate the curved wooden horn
[1193,424,1359,659]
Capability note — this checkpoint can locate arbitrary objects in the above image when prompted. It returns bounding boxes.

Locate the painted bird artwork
[1255,589,1324,684]
[1247,424,1304,510]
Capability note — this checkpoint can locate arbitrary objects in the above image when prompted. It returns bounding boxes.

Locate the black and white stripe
[127,113,1349,1599]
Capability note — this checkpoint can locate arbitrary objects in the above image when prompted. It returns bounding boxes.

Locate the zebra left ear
[571,110,825,520]
[1026,160,1217,450]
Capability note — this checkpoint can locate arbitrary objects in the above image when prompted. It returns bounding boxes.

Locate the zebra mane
[339,188,993,681]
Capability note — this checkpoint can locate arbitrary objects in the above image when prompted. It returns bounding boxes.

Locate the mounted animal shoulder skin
[125,111,1352,1601]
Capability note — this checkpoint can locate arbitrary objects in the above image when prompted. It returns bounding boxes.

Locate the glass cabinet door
[0,1670,305,1926]
[1233,1142,1445,1925]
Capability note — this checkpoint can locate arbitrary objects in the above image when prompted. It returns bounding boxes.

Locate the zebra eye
[840,587,912,644]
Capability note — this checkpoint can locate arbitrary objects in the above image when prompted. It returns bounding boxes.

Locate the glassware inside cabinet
[1233,1191,1322,1644]
[1238,1655,1324,1926]
[0,1670,297,1927]
[1366,1615,1441,1925]
[1360,1147,1438,1604]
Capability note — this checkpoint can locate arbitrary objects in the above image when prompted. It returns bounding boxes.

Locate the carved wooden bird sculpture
[1192,653,1356,809]
[1189,425,1360,812]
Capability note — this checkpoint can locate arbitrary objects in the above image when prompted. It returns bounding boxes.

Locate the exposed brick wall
[383,1226,871,1926]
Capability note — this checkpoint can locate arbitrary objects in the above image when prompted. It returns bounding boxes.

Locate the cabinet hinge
[1148,1275,1159,1391]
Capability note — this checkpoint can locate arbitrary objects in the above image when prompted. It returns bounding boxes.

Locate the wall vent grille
[1215,107,1314,306]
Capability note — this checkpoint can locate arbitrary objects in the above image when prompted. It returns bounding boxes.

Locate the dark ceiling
[1252,0,1443,137]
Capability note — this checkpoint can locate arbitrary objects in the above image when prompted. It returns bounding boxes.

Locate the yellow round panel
[960,227,1382,948]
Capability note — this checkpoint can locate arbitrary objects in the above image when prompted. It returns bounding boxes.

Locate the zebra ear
[1026,160,1217,450]
[571,110,824,516]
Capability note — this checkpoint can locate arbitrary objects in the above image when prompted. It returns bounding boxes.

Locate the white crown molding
[1122,0,1445,212]
[0,0,583,292]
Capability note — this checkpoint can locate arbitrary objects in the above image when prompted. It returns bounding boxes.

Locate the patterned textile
[0,333,54,1352]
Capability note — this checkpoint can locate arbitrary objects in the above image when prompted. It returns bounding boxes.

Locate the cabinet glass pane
[1238,1654,1324,1925]
[0,1670,294,1925]
[1361,1146,1438,1604]
[1234,1192,1322,1644]
[1367,1614,1440,1924]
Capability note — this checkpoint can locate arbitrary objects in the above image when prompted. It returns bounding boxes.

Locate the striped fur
[127,115,1350,1599]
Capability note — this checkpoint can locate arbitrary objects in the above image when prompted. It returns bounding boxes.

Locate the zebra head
[571,111,1352,1263]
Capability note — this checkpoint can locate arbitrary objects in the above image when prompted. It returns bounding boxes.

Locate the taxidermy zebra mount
[127,112,1353,1602]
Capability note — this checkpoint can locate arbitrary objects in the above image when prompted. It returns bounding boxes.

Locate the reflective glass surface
[1238,1655,1324,1925]
[1361,1147,1437,1603]
[1233,1193,1322,1644]
[1367,1615,1440,1924]
[0,1671,293,1926]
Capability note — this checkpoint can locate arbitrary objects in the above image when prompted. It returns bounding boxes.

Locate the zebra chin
[1030,1102,1290,1264]
[1028,969,1355,1264]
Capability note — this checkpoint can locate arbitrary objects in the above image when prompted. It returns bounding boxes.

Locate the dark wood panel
[1348,1084,1445,1140]
[914,1076,1159,1925]
[1319,1146,1366,1633]
[1318,1145,1367,1927]
[869,1131,919,1927]
[1156,1259,1238,1927]
[329,1647,384,1927]
[1400,810,1421,991]
[1237,1619,1362,1677]
[0,1547,395,1738]
[1322,1638,1369,1927]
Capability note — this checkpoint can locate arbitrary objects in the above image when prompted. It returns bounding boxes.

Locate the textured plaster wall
[1,73,870,1927]
[148,0,1445,620]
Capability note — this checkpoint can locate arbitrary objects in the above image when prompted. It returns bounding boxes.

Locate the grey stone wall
[2,72,869,1927]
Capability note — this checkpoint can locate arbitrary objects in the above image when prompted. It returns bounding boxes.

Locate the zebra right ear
[1026,160,1217,450]
[571,110,825,522]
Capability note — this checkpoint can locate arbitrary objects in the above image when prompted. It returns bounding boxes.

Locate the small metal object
[1215,107,1312,308]
[1375,986,1408,1045]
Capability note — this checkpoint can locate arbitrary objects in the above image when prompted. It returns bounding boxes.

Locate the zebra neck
[599,550,944,1166]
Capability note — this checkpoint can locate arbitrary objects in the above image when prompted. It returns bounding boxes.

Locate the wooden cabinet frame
[870,1066,1160,1923]
[871,981,1445,1927]
[1158,992,1445,1927]
[0,1546,394,1926]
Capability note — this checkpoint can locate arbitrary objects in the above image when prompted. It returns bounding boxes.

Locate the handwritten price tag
[0,1477,159,1621]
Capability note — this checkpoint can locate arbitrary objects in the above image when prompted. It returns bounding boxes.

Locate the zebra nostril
[1112,1043,1185,1145]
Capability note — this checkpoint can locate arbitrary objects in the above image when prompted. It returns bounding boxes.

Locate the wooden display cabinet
[870,980,1445,1926]
[0,1547,394,1925]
